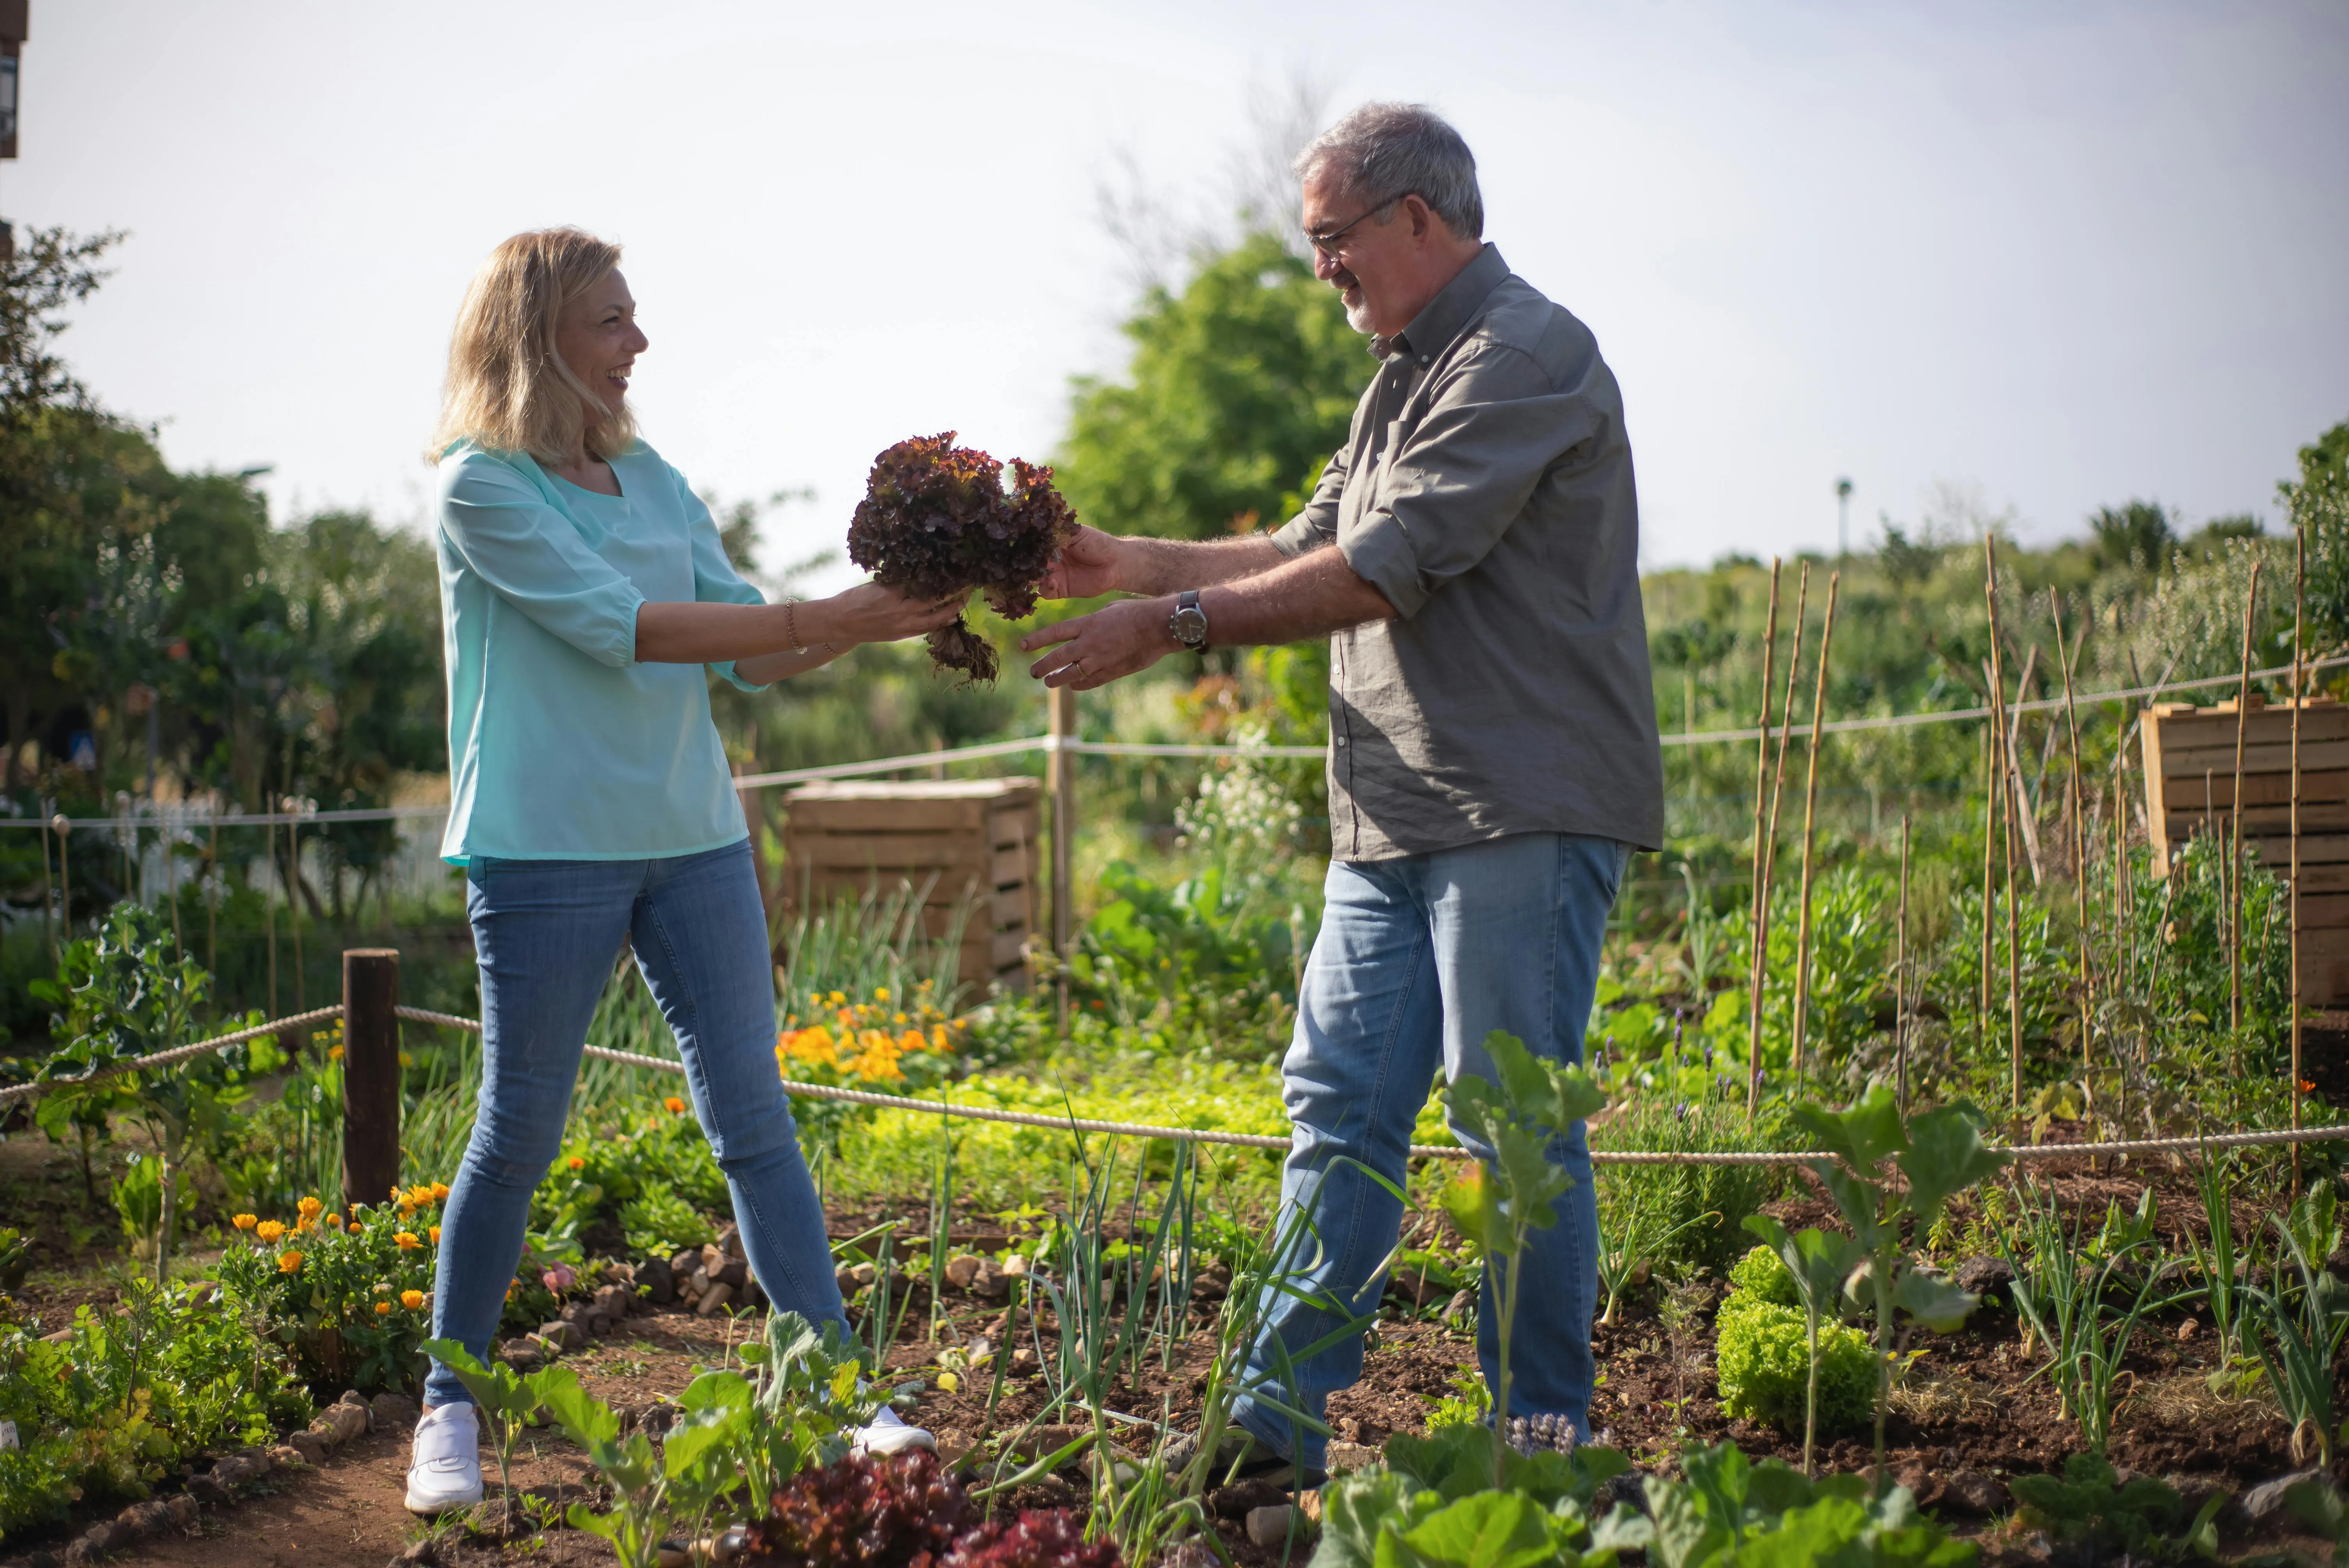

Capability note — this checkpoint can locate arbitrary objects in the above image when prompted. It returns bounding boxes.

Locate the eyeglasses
[1302,197,1399,259]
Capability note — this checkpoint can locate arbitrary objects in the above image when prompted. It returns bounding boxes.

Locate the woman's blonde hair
[428,227,638,465]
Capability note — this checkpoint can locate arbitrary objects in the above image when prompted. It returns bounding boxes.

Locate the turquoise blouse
[433,441,767,864]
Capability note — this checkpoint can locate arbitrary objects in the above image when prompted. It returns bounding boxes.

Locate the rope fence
[15,653,2347,832]
[8,994,2340,1168]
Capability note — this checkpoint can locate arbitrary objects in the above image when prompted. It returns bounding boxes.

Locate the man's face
[1301,168,1408,337]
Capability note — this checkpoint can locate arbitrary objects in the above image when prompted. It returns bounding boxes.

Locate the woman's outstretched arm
[634,583,964,677]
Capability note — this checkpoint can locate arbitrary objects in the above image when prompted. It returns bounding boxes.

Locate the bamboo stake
[1789,570,1842,1080]
[1744,560,1784,1120]
[2292,524,2306,1187]
[2050,593,2091,1068]
[1895,810,1912,1114]
[206,812,219,982]
[1985,539,2023,1108]
[2229,560,2263,1033]
[1750,563,1810,1108]
[54,816,70,944]
[41,803,56,967]
[2113,704,2131,992]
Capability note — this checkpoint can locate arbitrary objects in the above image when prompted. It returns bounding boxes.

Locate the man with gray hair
[1022,102,1662,1479]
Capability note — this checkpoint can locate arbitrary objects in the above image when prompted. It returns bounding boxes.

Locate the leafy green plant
[1641,1440,1974,1568]
[1794,1088,2007,1485]
[32,904,273,1279]
[0,1226,27,1292]
[2181,1151,2250,1388]
[1438,1031,1607,1475]
[1314,1423,1643,1568]
[1728,1230,1871,1473]
[2009,1453,2225,1564]
[419,1338,573,1523]
[616,1181,716,1259]
[218,1185,446,1393]
[109,1150,196,1265]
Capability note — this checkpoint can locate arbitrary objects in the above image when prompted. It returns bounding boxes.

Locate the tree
[1055,231,1365,542]
[2282,418,2349,659]
[2087,499,2176,574]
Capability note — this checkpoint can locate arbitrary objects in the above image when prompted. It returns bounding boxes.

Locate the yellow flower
[325,1213,344,1229]
[428,1226,442,1244]
[348,1222,365,1235]
[255,1220,287,1242]
[374,1301,392,1316]
[327,1044,344,1061]
[828,990,845,1006]
[894,1012,909,1025]
[298,1196,323,1220]
[664,1096,686,1114]
[278,1251,304,1274]
[875,986,890,1001]
[431,1182,450,1201]
[401,1289,426,1310]
[396,1231,422,1251]
[232,1213,258,1231]
[931,1027,952,1052]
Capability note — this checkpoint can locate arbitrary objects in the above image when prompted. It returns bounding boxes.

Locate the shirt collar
[1372,242,1510,363]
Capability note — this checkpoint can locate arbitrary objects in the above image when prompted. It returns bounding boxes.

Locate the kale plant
[847,432,1078,682]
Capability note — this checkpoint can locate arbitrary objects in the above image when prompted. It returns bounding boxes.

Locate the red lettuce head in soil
[944,1510,1123,1568]
[846,431,1079,684]
[740,1450,969,1568]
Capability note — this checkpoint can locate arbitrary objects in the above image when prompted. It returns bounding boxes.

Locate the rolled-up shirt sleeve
[1270,441,1352,557]
[1340,343,1604,620]
[673,466,773,693]
[440,456,645,667]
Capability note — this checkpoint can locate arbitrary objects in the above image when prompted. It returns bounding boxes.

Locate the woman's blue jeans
[1228,832,1627,1468]
[423,839,846,1407]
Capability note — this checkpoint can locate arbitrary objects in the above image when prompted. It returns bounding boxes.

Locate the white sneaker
[405,1401,485,1515]
[852,1404,936,1457]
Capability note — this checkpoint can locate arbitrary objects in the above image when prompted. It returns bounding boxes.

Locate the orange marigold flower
[431,1182,451,1200]
[899,1029,927,1054]
[396,1231,422,1250]
[397,1200,417,1219]
[325,1213,344,1229]
[348,1222,365,1235]
[374,1301,392,1316]
[297,1196,323,1219]
[278,1251,304,1274]
[401,1288,427,1310]
[255,1219,287,1242]
[567,1156,585,1171]
[664,1096,686,1114]
[232,1213,258,1231]
[428,1226,442,1244]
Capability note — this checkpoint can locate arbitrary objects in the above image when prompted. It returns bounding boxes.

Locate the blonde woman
[406,229,955,1515]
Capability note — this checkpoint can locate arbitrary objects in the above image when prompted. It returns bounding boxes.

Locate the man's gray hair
[1293,102,1483,241]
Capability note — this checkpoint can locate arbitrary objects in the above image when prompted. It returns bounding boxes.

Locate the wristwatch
[1169,589,1210,652]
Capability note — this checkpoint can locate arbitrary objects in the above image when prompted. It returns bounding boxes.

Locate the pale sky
[23,1,2349,587]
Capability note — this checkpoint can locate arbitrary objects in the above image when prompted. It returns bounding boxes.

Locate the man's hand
[1019,597,1177,690]
[1037,525,1127,599]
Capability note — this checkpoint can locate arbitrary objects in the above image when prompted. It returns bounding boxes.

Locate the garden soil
[7,1163,2338,1568]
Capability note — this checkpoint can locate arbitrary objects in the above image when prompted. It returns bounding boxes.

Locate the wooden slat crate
[780,779,1041,995]
[2143,696,2349,1002]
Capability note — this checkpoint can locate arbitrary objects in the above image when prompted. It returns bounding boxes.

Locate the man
[1021,102,1662,1475]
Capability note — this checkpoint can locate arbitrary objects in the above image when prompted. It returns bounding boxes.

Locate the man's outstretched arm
[1019,542,1393,690]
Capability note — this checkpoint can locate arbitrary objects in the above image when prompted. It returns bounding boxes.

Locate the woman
[406,228,959,1516]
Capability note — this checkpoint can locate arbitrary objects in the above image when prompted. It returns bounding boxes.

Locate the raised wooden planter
[2143,695,2349,1003]
[779,778,1041,995]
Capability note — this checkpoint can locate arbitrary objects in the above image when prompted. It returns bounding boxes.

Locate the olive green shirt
[1271,244,1665,860]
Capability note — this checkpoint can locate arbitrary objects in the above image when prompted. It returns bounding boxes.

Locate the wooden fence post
[342,948,403,1211]
[1048,686,1077,1036]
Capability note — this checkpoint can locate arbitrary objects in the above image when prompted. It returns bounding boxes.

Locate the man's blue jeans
[1229,832,1627,1468]
[423,840,847,1408]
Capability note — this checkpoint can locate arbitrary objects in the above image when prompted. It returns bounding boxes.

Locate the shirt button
[1419,354,1429,365]
[1337,736,1349,747]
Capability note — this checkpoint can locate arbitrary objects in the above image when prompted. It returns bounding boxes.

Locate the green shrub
[1715,1300,1874,1434]
[1590,1100,1782,1279]
[1726,1244,1804,1309]
[617,1182,716,1258]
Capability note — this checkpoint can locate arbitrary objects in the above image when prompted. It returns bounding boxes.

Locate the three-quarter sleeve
[672,465,773,693]
[1339,342,1604,620]
[438,454,646,667]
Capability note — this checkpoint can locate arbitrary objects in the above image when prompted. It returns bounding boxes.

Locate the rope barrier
[398,1006,2349,1167]
[10,999,2345,1169]
[0,1006,343,1106]
[18,653,2346,831]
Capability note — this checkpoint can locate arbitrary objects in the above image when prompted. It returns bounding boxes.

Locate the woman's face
[556,269,649,418]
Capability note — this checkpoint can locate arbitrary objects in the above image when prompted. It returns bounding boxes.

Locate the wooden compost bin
[2142,695,2349,1003]
[780,778,1040,995]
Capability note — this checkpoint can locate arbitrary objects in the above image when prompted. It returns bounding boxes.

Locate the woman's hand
[809,582,967,648]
